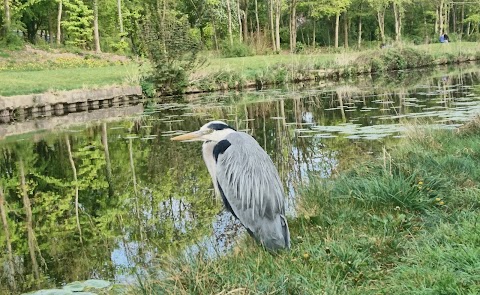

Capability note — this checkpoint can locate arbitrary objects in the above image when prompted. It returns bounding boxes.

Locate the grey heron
[171,121,290,251]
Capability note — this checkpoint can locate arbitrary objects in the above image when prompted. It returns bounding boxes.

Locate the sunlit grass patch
[384,211,480,294]
[0,64,138,96]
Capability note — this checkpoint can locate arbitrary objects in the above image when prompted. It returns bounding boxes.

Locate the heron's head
[171,121,236,142]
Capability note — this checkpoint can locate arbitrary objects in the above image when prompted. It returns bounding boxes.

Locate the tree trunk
[377,10,385,44]
[212,14,219,50]
[0,186,16,292]
[66,136,83,243]
[237,0,243,42]
[3,0,11,35]
[334,13,340,48]
[159,0,167,54]
[242,0,248,42]
[439,0,444,34]
[393,3,400,41]
[227,0,234,46]
[56,0,62,45]
[343,11,348,48]
[93,0,101,53]
[19,160,40,281]
[312,19,316,48]
[255,0,260,46]
[460,3,464,37]
[289,0,297,52]
[269,0,276,50]
[47,9,54,43]
[452,3,456,33]
[358,16,362,47]
[444,3,449,33]
[274,0,281,51]
[117,0,124,41]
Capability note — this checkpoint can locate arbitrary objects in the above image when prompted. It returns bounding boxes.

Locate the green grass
[197,42,480,79]
[199,53,338,78]
[416,41,480,57]
[189,42,480,92]
[136,118,480,294]
[0,64,139,96]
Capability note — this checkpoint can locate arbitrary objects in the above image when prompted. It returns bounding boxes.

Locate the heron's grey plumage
[172,120,290,251]
[204,132,290,251]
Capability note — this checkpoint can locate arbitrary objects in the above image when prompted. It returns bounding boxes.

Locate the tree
[312,0,352,48]
[274,0,281,51]
[93,0,101,52]
[367,0,390,43]
[227,0,234,45]
[290,0,298,52]
[139,0,203,94]
[2,0,11,36]
[57,0,63,45]
[117,0,124,41]
[392,0,411,41]
[62,0,94,48]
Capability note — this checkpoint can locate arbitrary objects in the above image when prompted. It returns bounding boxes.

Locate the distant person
[440,32,449,43]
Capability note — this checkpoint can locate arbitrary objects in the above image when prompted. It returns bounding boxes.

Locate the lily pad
[63,282,85,292]
[83,279,112,289]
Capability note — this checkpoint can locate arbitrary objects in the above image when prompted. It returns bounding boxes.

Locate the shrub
[355,47,433,73]
[0,32,24,50]
[220,40,254,58]
[139,10,203,95]
[295,42,306,53]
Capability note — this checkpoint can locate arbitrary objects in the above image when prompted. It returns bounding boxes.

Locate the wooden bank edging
[0,85,143,124]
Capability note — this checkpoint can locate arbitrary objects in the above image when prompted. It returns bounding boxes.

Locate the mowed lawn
[0,64,139,96]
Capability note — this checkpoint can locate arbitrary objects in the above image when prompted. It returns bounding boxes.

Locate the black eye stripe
[208,123,236,131]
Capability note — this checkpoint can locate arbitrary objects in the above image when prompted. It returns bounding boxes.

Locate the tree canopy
[1,0,480,54]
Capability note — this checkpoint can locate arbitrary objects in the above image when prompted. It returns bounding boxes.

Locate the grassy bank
[1,42,480,97]
[138,118,480,294]
[0,64,139,96]
[0,45,139,96]
[189,42,480,93]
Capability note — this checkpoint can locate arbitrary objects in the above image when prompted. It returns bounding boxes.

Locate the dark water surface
[1,65,480,294]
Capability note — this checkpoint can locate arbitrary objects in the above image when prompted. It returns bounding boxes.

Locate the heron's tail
[256,214,290,251]
[280,214,291,249]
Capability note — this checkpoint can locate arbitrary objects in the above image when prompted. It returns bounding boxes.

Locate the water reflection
[1,65,480,294]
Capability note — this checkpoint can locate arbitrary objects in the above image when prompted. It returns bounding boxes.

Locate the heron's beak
[170,131,203,141]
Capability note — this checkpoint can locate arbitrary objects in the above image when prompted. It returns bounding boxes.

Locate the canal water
[1,64,479,294]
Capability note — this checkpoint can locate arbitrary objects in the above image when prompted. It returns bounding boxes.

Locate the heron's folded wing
[215,132,285,222]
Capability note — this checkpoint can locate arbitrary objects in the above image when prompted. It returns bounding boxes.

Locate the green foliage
[140,78,156,98]
[62,0,94,49]
[294,42,306,54]
[220,40,254,58]
[139,7,203,94]
[356,47,434,72]
[0,32,24,50]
